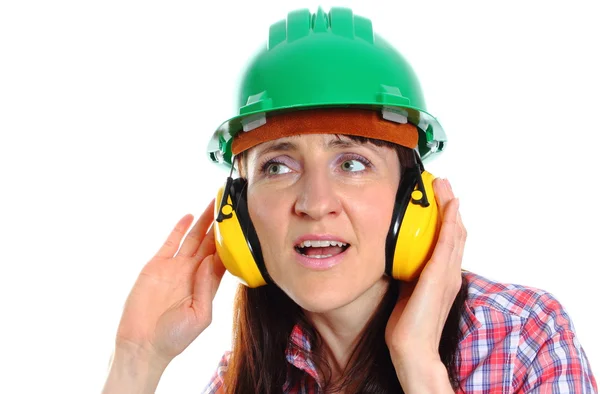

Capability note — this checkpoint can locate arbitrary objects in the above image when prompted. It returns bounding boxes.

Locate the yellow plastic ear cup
[392,171,440,281]
[214,185,267,288]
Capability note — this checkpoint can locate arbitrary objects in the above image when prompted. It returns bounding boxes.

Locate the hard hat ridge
[207,6,447,170]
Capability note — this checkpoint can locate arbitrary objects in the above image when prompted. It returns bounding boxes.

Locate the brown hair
[224,136,469,393]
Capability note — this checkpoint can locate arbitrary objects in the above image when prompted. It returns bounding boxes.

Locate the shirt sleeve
[514,292,598,393]
[201,351,232,394]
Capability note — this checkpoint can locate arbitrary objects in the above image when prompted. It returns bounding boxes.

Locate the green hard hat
[207,6,447,169]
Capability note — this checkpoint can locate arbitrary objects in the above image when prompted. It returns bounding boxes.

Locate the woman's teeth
[295,240,349,258]
[304,254,333,258]
[298,240,347,248]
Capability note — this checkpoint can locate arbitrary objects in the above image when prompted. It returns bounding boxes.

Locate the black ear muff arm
[216,176,234,222]
[411,150,430,208]
[216,164,236,222]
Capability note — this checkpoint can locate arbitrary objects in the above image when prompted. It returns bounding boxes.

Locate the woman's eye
[341,159,366,172]
[266,162,291,175]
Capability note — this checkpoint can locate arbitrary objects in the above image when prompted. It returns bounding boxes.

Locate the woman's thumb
[193,253,227,310]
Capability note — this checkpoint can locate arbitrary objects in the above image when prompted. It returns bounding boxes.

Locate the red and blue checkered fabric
[203,271,597,393]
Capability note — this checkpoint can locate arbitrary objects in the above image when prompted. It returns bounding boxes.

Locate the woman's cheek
[248,190,289,266]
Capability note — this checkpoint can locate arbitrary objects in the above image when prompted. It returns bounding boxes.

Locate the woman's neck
[304,277,391,382]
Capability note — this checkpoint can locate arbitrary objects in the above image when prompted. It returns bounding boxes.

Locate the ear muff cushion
[214,178,273,287]
[385,169,440,281]
[385,168,417,276]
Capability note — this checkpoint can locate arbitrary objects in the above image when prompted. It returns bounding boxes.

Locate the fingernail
[446,179,453,192]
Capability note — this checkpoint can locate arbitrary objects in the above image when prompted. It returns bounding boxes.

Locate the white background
[1,1,599,393]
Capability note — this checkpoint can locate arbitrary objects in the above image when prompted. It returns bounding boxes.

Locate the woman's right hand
[114,199,227,365]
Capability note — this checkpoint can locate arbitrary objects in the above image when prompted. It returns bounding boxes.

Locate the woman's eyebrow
[327,138,380,153]
[327,138,362,149]
[255,141,298,158]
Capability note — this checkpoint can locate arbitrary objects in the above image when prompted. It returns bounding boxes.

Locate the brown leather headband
[231,108,418,155]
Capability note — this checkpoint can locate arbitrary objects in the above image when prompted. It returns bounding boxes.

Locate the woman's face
[245,133,400,313]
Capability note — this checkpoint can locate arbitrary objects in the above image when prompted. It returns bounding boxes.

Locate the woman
[102,7,597,394]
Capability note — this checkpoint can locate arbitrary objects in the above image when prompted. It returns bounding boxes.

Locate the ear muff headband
[214,177,272,288]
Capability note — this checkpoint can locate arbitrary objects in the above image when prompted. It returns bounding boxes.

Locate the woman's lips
[293,246,350,270]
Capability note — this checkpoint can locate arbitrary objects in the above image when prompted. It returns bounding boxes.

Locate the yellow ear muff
[215,160,439,286]
[214,182,268,288]
[391,170,440,281]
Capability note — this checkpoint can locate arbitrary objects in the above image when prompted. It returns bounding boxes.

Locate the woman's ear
[234,153,247,179]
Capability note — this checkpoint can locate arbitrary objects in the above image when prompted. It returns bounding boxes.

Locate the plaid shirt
[203,271,597,393]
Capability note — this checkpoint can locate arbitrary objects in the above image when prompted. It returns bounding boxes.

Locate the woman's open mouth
[293,240,351,269]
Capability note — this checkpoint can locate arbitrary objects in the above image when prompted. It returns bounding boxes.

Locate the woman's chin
[290,291,353,314]
[268,258,389,313]
[282,280,380,314]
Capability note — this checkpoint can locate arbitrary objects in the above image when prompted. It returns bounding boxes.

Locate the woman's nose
[293,169,342,220]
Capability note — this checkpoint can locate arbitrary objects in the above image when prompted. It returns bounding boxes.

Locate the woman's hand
[384,178,466,392]
[114,200,227,366]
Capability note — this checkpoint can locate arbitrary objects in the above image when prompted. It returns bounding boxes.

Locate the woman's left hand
[384,178,466,392]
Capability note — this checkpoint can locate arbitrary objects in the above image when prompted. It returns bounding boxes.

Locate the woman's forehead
[248,134,376,158]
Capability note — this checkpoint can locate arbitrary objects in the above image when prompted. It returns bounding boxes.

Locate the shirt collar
[285,324,321,384]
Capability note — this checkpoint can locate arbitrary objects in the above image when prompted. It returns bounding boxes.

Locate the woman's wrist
[102,345,170,394]
[391,351,454,394]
